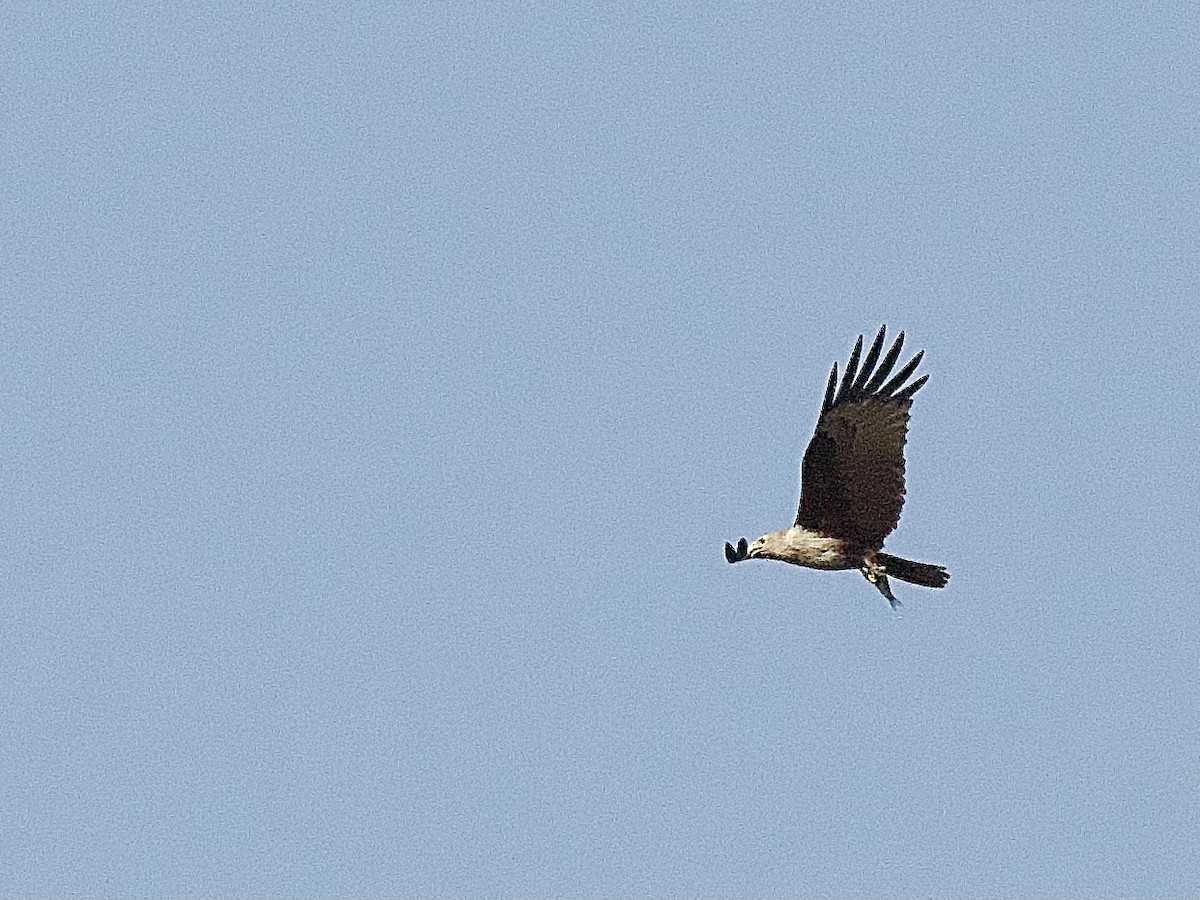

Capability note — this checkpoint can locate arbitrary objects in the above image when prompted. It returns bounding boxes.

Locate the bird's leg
[862,553,902,610]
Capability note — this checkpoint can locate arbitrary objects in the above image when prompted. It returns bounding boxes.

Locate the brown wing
[795,326,929,547]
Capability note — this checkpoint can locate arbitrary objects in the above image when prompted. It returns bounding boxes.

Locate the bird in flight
[724,326,948,608]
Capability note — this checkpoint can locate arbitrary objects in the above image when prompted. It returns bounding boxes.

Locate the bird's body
[725,326,948,608]
[743,526,855,570]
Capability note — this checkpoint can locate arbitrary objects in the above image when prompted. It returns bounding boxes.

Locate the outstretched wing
[795,326,928,547]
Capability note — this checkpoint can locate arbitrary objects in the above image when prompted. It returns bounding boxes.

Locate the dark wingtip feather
[821,328,930,410]
[822,363,838,412]
[852,326,887,393]
[835,334,864,404]
[893,373,929,403]
[864,330,906,393]
[879,349,925,398]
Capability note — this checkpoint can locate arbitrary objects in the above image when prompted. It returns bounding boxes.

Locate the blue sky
[2,2,1196,897]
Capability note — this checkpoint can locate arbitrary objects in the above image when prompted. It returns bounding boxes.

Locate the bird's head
[725,531,787,563]
[747,531,787,561]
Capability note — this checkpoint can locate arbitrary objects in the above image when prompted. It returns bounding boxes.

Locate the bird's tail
[878,553,949,588]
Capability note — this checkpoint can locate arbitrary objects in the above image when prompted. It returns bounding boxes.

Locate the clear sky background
[2,3,1196,898]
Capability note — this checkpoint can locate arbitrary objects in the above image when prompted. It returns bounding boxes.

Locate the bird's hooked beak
[724,536,749,563]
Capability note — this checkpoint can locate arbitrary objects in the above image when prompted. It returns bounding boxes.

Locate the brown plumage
[724,326,948,609]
